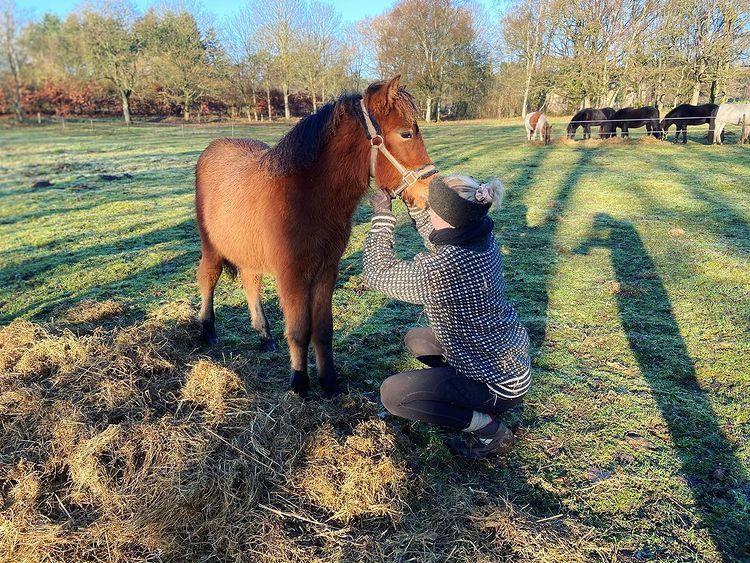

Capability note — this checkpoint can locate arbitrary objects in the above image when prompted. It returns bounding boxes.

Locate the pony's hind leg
[240,271,276,352]
[198,247,223,346]
[311,265,339,396]
[278,273,312,396]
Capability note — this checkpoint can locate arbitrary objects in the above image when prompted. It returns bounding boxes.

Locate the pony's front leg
[311,265,339,396]
[621,126,628,138]
[278,274,312,396]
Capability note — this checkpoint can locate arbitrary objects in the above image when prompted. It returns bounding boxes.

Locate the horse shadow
[575,213,750,561]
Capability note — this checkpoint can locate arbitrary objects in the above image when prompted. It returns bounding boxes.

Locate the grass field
[1,118,749,562]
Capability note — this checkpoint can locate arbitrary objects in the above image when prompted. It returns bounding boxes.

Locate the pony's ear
[385,75,401,106]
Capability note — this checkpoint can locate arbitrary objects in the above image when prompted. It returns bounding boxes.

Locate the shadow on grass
[576,213,750,561]
[0,219,199,321]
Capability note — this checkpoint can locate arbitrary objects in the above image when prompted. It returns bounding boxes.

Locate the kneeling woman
[363,174,530,459]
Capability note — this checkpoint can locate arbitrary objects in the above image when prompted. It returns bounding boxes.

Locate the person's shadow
[575,213,750,561]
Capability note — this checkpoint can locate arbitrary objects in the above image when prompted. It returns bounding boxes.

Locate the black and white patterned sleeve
[363,218,432,305]
[407,205,437,253]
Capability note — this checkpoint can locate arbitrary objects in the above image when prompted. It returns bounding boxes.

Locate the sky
[20,0,493,24]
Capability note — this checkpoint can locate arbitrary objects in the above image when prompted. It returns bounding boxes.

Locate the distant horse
[567,107,615,139]
[660,103,717,144]
[525,111,552,144]
[195,76,436,397]
[601,107,662,138]
[712,103,750,145]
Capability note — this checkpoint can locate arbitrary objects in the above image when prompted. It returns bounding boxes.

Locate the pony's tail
[222,260,238,279]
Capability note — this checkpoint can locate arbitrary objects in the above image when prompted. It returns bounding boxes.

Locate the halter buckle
[370,134,384,147]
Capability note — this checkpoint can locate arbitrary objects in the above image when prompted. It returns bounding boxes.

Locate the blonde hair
[443,174,505,211]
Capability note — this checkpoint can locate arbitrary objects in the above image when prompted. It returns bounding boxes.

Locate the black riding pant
[380,327,522,430]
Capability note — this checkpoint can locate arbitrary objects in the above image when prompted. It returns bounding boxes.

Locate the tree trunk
[436,98,441,122]
[6,34,23,122]
[690,59,705,105]
[425,97,432,122]
[283,82,290,120]
[690,79,701,105]
[121,91,131,125]
[266,86,272,121]
[252,90,258,121]
[183,92,191,121]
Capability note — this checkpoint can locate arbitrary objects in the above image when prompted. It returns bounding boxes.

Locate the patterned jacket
[363,206,531,399]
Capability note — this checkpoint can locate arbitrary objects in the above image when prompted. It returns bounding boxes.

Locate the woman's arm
[407,204,437,253]
[363,192,432,304]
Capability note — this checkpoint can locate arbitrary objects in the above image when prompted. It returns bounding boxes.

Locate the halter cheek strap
[358,98,438,197]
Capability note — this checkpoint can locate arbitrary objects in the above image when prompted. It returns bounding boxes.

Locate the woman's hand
[369,189,396,234]
[370,188,394,217]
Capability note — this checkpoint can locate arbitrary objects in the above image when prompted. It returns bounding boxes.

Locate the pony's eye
[400,131,413,139]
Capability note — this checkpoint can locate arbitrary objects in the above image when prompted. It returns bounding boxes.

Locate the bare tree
[250,0,302,119]
[373,0,480,121]
[297,2,340,111]
[78,3,144,124]
[0,0,25,121]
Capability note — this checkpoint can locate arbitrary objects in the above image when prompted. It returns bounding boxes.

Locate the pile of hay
[0,300,412,562]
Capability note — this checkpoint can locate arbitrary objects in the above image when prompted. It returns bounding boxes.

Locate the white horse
[713,103,750,145]
[525,111,552,144]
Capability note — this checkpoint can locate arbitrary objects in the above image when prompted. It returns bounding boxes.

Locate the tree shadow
[575,213,750,561]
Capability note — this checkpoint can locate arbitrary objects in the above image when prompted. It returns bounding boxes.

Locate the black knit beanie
[428,176,491,228]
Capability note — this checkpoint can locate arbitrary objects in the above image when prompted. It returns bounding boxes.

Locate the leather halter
[357,97,438,198]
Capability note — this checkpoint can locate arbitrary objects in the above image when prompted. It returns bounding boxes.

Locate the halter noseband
[357,97,438,198]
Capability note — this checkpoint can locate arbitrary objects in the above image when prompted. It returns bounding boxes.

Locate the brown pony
[195,76,435,397]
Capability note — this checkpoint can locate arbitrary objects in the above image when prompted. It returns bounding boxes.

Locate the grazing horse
[712,103,750,145]
[660,103,717,144]
[567,107,615,139]
[195,76,436,396]
[601,106,662,139]
[525,111,552,144]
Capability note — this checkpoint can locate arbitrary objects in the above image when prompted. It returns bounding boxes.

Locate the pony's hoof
[290,371,310,397]
[202,330,219,346]
[260,338,277,352]
[320,382,342,400]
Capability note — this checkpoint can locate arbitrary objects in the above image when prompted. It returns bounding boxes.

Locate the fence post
[62,117,65,131]
[231,123,234,138]
[90,118,94,132]
[740,114,747,145]
[37,112,41,124]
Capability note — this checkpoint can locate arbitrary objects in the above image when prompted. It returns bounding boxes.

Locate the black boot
[447,422,515,459]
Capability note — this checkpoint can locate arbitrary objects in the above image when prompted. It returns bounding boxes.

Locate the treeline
[1,0,748,123]
[498,0,750,117]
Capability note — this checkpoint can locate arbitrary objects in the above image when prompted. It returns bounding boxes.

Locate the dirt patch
[99,173,133,181]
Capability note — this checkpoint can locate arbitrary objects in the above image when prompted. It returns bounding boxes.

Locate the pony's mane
[260,85,418,177]
[259,93,361,176]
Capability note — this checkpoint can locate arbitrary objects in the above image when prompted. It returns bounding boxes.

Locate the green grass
[1,118,749,561]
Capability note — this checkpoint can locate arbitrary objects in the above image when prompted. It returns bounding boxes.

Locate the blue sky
[22,0,494,23]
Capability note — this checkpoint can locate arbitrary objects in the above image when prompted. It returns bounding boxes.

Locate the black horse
[601,106,662,139]
[660,103,718,144]
[567,107,616,139]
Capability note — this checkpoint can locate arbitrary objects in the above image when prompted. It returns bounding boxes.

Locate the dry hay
[0,299,415,562]
[182,359,244,421]
[637,135,664,145]
[297,419,407,524]
[57,299,126,326]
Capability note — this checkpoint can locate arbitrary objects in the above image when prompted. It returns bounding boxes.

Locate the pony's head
[364,76,434,208]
